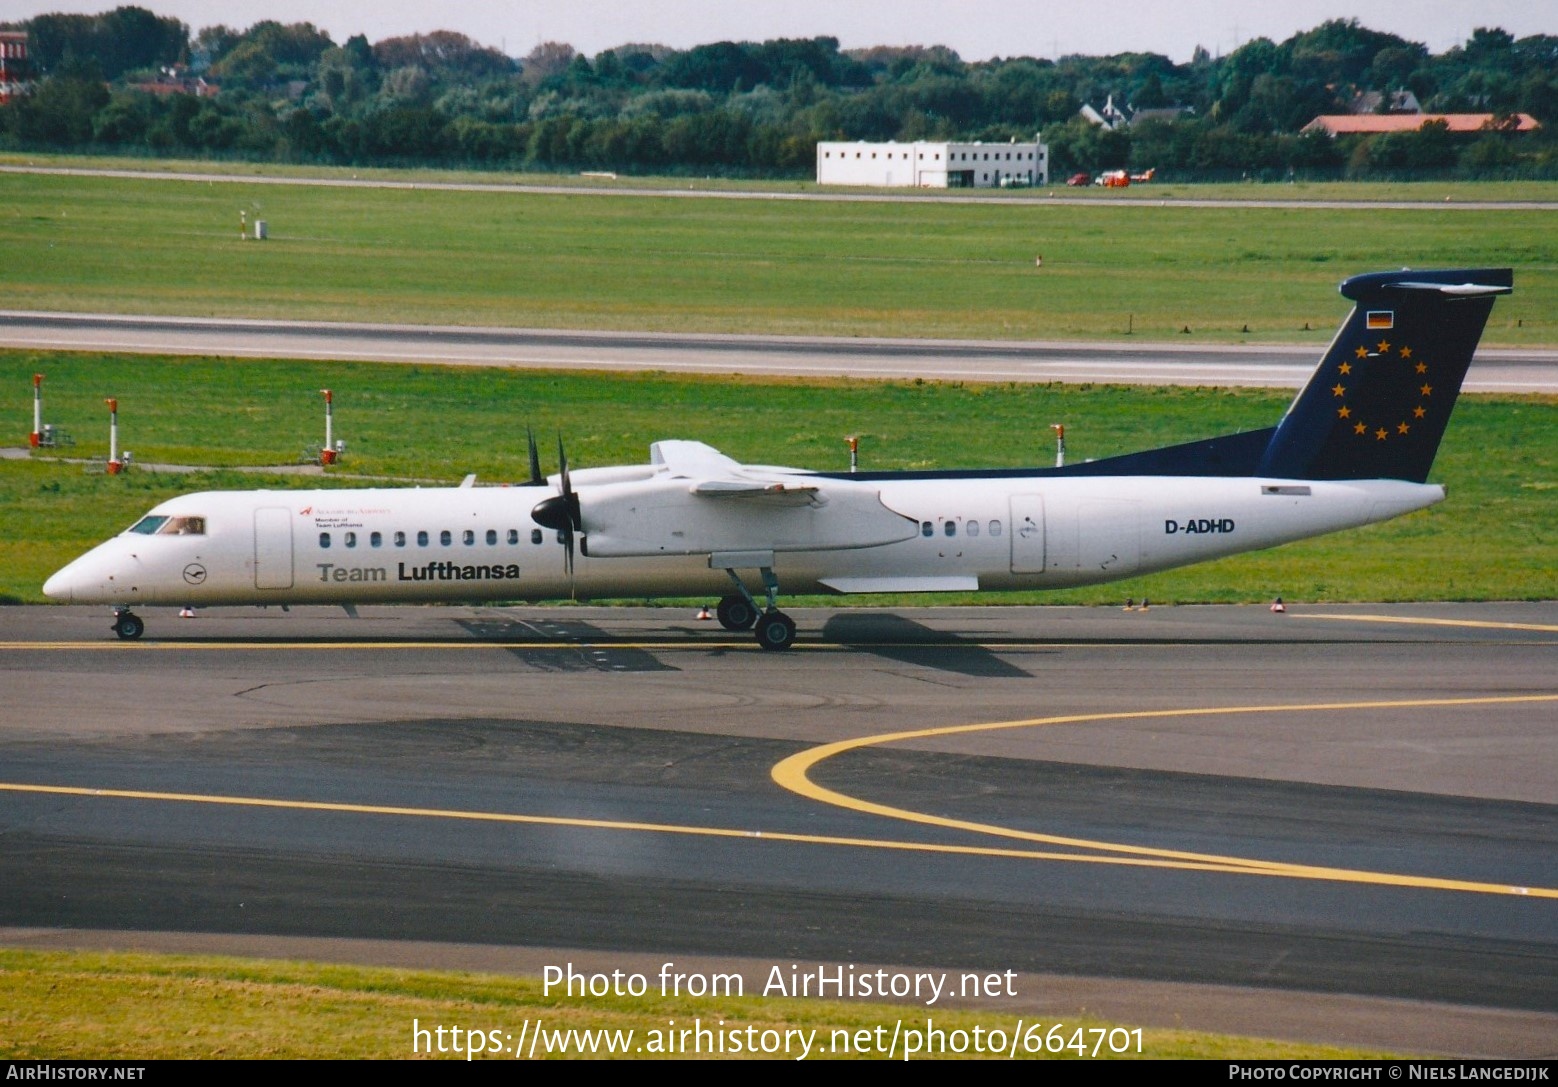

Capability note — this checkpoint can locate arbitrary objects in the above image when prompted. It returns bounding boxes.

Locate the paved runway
[7,163,1558,213]
[2,601,1555,1055]
[3,310,1554,392]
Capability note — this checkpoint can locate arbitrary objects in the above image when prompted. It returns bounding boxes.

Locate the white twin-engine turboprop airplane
[45,268,1512,649]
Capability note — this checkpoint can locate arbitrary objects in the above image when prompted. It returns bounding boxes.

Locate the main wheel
[113,612,144,640]
[716,593,758,632]
[754,610,796,651]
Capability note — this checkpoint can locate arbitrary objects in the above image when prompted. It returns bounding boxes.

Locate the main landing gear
[112,608,144,640]
[715,594,758,632]
[719,566,796,651]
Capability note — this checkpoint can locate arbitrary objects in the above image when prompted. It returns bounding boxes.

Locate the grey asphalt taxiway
[4,310,1556,392]
[2,601,1555,1056]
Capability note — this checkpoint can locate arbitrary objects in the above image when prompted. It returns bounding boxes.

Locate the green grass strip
[2,165,1553,344]
[0,948,1391,1059]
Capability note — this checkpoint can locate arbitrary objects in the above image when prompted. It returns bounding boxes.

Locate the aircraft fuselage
[43,474,1441,608]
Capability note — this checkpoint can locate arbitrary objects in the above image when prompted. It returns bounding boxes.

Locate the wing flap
[689,479,820,505]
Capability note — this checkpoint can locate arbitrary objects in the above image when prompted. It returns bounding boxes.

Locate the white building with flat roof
[816,138,1048,188]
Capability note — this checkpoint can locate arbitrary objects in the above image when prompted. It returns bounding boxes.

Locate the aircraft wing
[655,439,821,505]
[650,439,745,477]
[577,441,916,557]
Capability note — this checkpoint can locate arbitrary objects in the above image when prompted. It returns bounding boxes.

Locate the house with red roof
[1302,113,1540,136]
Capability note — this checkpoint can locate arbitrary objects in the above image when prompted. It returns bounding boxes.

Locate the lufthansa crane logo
[182,563,208,585]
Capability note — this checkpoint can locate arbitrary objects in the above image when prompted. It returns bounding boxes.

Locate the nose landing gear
[112,608,144,640]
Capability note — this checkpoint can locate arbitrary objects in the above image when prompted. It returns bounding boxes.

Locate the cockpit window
[129,515,205,536]
[158,516,206,536]
[128,515,169,535]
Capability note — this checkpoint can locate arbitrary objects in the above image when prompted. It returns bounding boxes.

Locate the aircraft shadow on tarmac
[819,613,1032,678]
[463,611,1036,678]
[453,617,679,673]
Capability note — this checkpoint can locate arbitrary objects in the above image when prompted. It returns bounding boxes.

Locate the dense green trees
[1,8,1554,178]
[24,6,185,80]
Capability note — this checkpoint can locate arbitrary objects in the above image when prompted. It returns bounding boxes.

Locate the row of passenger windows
[823,151,1041,162]
[320,527,546,549]
[319,521,1000,549]
[921,519,1002,538]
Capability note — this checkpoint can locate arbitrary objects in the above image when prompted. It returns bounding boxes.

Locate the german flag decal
[1366,310,1394,329]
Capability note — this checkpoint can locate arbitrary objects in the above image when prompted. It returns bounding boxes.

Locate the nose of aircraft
[43,544,147,605]
[42,563,77,602]
[43,550,128,604]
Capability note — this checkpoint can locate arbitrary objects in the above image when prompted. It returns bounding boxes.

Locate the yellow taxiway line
[0,777,1549,895]
[771,694,1558,899]
[0,780,1320,878]
[1292,613,1558,633]
[2,688,1553,897]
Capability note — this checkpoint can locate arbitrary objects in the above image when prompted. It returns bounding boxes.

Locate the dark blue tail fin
[1257,268,1512,483]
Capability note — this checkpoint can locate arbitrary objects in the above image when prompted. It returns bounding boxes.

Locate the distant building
[1127,106,1194,126]
[1302,113,1540,136]
[816,138,1049,188]
[1079,95,1129,130]
[1079,95,1193,129]
[0,30,31,103]
[1348,89,1421,115]
[128,67,219,98]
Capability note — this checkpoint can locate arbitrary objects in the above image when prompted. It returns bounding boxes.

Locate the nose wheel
[112,609,144,640]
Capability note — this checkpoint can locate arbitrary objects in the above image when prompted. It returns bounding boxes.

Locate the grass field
[2,165,1554,343]
[0,949,1389,1059]
[4,350,1553,606]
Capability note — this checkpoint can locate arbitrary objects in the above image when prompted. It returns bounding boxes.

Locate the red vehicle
[1066,172,1091,187]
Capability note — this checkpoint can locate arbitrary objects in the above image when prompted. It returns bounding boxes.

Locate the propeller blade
[557,438,570,506]
[556,436,579,593]
[526,427,542,486]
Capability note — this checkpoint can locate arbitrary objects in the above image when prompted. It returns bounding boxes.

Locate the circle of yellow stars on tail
[1333,338,1431,442]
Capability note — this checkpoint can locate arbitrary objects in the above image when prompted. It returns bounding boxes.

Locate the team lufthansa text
[315,561,521,583]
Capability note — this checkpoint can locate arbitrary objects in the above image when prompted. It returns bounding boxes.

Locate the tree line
[2,6,1555,179]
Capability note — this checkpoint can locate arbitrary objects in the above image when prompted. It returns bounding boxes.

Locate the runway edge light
[319,388,341,466]
[105,397,122,474]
